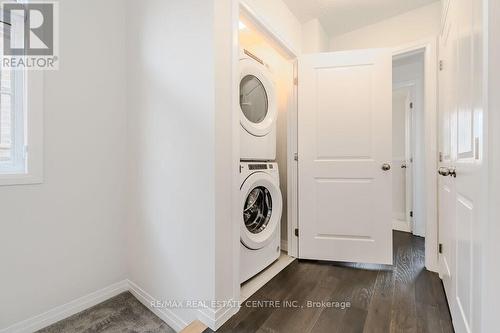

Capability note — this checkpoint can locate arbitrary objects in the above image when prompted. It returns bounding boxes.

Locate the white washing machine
[240,161,282,283]
[239,52,277,161]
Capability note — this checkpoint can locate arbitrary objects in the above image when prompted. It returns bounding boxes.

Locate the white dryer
[240,162,282,283]
[239,53,277,161]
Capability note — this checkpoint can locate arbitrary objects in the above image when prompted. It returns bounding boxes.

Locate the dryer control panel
[240,162,279,184]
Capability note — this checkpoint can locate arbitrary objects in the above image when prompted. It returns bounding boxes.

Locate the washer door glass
[243,186,272,234]
[240,75,268,124]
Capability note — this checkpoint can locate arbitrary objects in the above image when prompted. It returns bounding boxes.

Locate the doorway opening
[232,4,439,310]
[236,9,297,301]
[392,51,425,238]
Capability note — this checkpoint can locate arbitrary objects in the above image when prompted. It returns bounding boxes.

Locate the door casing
[392,38,439,272]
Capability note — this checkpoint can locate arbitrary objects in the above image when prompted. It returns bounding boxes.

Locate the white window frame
[0,10,44,186]
[0,72,44,186]
[0,59,25,173]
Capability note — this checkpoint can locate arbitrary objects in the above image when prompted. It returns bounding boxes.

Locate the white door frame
[231,0,300,306]
[485,1,500,330]
[392,37,439,272]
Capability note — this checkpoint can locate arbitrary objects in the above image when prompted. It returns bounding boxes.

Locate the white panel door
[392,88,413,233]
[438,7,456,310]
[438,0,484,332]
[298,49,393,264]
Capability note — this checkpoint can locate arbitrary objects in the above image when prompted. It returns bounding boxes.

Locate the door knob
[438,167,450,176]
[401,163,407,169]
[381,163,391,171]
[449,168,457,178]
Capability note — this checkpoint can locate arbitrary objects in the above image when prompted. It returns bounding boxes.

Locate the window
[0,13,44,186]
[0,64,26,174]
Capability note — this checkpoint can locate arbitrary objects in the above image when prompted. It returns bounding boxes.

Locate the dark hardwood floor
[217,231,454,333]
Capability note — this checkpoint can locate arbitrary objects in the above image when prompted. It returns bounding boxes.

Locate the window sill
[0,173,43,186]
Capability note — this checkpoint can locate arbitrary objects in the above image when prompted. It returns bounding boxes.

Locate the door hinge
[439,60,444,71]
[439,243,443,254]
[439,152,443,163]
[294,228,299,237]
[294,77,298,86]
[294,152,298,161]
[410,211,413,218]
[410,102,413,109]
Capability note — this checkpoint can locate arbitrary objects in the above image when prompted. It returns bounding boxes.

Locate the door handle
[448,168,457,178]
[381,163,391,171]
[438,167,451,176]
[438,167,457,177]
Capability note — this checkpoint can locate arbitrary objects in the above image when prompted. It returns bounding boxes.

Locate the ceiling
[282,0,440,37]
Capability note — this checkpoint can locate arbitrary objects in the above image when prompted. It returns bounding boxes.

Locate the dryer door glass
[240,75,268,124]
[243,186,273,234]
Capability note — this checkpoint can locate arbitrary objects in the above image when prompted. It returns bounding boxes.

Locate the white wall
[126,0,228,328]
[213,0,237,325]
[330,2,441,51]
[302,19,329,54]
[1,0,295,330]
[242,0,302,53]
[0,0,128,329]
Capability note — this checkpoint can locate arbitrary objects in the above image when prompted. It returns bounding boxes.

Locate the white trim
[440,0,451,36]
[231,0,241,317]
[287,59,298,258]
[392,37,439,272]
[393,219,412,233]
[239,1,299,60]
[484,1,499,331]
[127,280,187,332]
[197,303,238,332]
[0,280,129,333]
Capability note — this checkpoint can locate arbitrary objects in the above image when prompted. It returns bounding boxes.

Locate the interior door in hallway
[438,1,484,332]
[298,49,393,264]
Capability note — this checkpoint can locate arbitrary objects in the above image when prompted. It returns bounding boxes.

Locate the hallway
[219,231,453,333]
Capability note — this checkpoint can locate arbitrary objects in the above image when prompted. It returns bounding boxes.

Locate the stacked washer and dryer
[239,51,283,283]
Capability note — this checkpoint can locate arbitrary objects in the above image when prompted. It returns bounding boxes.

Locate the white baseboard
[197,302,238,331]
[392,219,412,233]
[127,280,187,332]
[1,280,129,333]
